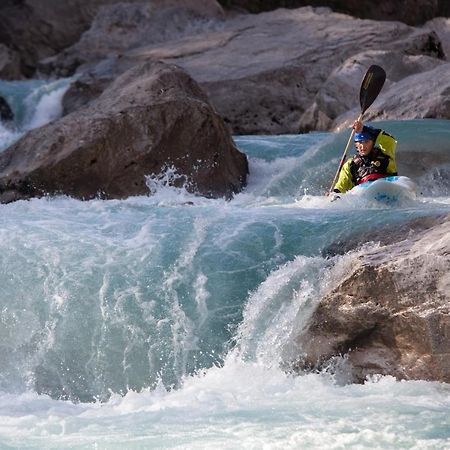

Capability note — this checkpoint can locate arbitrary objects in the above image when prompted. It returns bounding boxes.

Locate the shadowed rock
[0,43,22,80]
[293,215,450,383]
[0,0,170,77]
[40,0,224,78]
[0,96,14,122]
[0,61,248,203]
[221,0,449,26]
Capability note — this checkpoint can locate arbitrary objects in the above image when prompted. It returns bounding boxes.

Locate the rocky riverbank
[2,1,450,135]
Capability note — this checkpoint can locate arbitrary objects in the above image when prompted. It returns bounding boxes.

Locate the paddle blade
[359,65,386,114]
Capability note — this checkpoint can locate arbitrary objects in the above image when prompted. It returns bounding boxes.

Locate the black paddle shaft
[359,65,386,114]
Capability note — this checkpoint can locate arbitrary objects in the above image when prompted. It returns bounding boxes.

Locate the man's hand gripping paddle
[328,65,386,195]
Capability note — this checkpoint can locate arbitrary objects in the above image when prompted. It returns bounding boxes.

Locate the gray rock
[57,6,446,134]
[0,0,161,77]
[39,0,225,78]
[300,48,446,132]
[0,61,248,203]
[322,213,449,257]
[293,215,450,383]
[0,43,22,80]
[222,0,447,26]
[333,62,450,130]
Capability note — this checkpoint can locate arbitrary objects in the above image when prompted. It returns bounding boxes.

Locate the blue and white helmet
[354,131,374,142]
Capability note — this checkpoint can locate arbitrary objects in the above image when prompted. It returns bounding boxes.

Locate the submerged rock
[293,215,450,383]
[0,61,248,203]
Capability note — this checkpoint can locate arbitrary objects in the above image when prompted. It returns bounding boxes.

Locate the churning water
[0,79,449,449]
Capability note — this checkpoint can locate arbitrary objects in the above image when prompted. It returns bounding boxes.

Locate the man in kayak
[332,120,397,194]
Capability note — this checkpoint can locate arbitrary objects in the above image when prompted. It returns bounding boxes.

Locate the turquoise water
[0,80,449,449]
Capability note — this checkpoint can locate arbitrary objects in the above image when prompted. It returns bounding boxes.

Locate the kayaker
[332,120,397,195]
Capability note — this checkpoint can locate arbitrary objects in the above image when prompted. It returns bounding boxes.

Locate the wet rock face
[293,217,450,383]
[0,61,248,203]
[0,96,14,122]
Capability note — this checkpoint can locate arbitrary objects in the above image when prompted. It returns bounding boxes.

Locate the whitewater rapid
[0,79,449,449]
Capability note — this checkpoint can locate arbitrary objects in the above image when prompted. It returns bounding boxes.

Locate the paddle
[329,65,386,194]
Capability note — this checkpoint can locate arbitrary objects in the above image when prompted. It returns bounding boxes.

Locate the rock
[300,31,446,132]
[0,0,157,77]
[322,213,449,257]
[0,61,248,203]
[219,0,448,26]
[0,96,14,122]
[425,18,450,59]
[148,11,445,134]
[56,7,446,134]
[333,62,450,130]
[39,0,225,78]
[0,43,22,80]
[293,215,450,383]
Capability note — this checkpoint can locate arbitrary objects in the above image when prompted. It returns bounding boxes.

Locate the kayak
[347,176,417,204]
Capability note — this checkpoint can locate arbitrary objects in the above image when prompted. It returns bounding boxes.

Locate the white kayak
[347,176,417,204]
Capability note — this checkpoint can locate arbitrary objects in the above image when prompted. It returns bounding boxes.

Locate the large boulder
[0,0,218,77]
[332,62,450,131]
[40,0,225,78]
[0,0,120,77]
[57,7,446,134]
[424,17,450,57]
[293,215,450,383]
[219,0,449,26]
[299,48,447,132]
[0,61,248,203]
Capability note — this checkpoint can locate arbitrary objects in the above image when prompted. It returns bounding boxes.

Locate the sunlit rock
[293,215,450,383]
[55,6,447,134]
[300,45,446,132]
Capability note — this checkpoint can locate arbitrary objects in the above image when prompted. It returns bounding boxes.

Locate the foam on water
[0,366,448,449]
